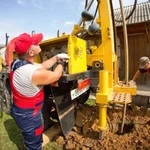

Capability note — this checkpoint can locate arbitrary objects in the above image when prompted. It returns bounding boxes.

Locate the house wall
[116,22,150,84]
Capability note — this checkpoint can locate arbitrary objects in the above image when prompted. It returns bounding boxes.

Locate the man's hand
[57,59,68,70]
[56,53,70,60]
[129,80,136,86]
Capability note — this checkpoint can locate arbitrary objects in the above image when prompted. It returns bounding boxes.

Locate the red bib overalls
[10,60,44,150]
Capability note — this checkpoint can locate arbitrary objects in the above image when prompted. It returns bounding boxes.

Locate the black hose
[110,0,118,54]
[91,0,100,24]
[85,0,88,9]
[115,0,137,22]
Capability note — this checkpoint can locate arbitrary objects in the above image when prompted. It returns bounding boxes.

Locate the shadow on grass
[4,119,25,150]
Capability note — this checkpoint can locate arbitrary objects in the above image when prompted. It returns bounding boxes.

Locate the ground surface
[55,101,150,150]
[0,101,150,150]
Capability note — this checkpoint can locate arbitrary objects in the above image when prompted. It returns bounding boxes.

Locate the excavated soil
[55,103,150,150]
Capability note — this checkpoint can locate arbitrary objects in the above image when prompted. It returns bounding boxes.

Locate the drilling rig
[1,0,137,140]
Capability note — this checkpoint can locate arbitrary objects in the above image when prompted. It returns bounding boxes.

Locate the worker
[10,33,70,150]
[131,56,150,82]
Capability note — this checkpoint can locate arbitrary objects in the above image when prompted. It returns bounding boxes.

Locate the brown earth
[55,103,150,150]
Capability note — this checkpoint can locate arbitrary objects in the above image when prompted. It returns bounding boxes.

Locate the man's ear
[28,49,34,56]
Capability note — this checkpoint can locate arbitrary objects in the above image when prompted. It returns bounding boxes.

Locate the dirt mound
[55,103,150,150]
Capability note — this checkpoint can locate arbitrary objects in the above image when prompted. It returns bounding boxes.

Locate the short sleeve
[139,69,147,74]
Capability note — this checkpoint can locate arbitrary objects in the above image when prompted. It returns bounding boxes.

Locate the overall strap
[11,59,32,72]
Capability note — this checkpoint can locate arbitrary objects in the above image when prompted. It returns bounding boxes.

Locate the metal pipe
[145,25,150,44]
[97,70,109,139]
[99,70,108,93]
[120,103,127,133]
[115,0,137,22]
[98,104,107,130]
[119,0,129,84]
[5,33,9,46]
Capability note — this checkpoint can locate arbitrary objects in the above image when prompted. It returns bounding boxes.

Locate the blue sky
[0,0,148,44]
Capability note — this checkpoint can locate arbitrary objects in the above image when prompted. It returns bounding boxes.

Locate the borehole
[116,122,135,135]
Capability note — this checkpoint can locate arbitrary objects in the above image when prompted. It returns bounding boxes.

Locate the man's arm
[41,53,70,70]
[41,56,57,69]
[32,64,63,86]
[132,70,141,81]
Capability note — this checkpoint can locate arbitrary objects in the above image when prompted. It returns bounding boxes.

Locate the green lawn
[85,99,96,106]
[0,113,63,150]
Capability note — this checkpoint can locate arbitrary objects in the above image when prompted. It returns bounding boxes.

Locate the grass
[0,113,63,150]
[85,99,96,106]
[0,99,96,150]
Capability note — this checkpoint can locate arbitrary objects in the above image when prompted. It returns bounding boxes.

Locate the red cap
[14,33,43,55]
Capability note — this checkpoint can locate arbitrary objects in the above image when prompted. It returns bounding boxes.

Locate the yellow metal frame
[93,0,116,132]
[87,0,117,88]
[86,0,137,133]
[40,34,87,74]
[113,81,137,95]
[68,35,87,74]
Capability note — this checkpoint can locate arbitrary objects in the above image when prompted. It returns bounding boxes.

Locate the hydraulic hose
[91,0,100,24]
[85,0,88,9]
[110,0,118,54]
[115,0,137,22]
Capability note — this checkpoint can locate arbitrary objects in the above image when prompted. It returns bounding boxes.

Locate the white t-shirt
[13,63,43,97]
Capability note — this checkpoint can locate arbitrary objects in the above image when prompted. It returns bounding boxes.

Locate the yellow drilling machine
[0,0,137,140]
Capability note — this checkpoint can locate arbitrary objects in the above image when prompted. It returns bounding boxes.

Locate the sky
[0,0,148,45]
